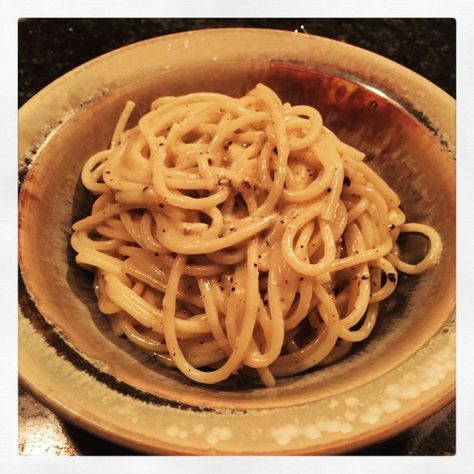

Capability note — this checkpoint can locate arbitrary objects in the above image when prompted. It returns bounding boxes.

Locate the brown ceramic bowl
[18,29,455,454]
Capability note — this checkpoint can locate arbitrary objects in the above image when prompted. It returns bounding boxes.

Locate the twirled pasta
[71,84,442,387]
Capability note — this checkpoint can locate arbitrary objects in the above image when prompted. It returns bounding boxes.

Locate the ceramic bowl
[18,28,455,455]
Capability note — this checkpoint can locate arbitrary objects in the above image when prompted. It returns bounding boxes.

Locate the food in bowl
[70,83,442,387]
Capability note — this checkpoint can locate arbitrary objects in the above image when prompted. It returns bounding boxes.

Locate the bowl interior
[19,60,455,411]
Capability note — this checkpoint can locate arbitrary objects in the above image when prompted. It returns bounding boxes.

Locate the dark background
[19,18,455,107]
[18,18,456,456]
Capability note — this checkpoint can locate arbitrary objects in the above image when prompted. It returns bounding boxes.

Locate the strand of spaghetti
[111,100,135,147]
[270,284,340,376]
[151,253,226,277]
[281,203,336,277]
[322,153,344,220]
[329,239,393,273]
[81,150,110,193]
[387,223,442,274]
[70,230,122,253]
[352,160,401,207]
[104,273,209,337]
[244,240,284,368]
[338,303,378,342]
[368,257,398,303]
[253,84,290,216]
[161,255,259,384]
[198,278,231,353]
[154,213,277,254]
[72,203,130,231]
[282,142,336,203]
[283,278,315,330]
[137,212,169,253]
[152,140,230,210]
[284,105,323,151]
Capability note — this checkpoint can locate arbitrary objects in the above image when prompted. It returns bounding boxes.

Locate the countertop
[18,18,456,456]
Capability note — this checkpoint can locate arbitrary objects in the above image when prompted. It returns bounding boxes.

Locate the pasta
[71,84,442,387]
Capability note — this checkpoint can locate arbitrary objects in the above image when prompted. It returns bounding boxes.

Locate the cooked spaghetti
[71,84,442,387]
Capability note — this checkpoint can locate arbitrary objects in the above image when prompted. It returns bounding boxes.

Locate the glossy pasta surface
[71,84,442,387]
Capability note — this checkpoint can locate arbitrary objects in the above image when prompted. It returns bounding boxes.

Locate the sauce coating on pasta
[71,84,442,387]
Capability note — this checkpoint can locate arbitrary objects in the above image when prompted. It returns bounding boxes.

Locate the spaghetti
[71,84,442,387]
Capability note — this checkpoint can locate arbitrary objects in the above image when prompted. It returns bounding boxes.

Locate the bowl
[18,28,455,455]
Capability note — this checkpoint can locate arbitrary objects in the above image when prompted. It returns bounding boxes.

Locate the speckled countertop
[18,18,455,455]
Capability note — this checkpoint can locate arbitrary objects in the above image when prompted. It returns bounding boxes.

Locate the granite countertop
[18,18,456,456]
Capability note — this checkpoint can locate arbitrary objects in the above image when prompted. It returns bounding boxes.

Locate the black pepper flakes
[387,273,397,283]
